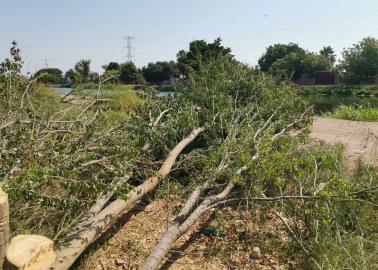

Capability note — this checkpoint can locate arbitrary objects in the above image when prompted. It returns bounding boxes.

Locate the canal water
[55,87,173,98]
[55,87,378,113]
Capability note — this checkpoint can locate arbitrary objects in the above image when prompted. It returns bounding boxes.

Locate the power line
[121,36,135,62]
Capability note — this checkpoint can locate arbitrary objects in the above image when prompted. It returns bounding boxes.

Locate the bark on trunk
[52,127,205,270]
[141,166,247,270]
[67,173,132,237]
[0,189,9,270]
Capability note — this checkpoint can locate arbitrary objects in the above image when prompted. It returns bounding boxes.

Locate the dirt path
[310,118,378,168]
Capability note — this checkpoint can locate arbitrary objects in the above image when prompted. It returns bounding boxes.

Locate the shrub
[326,105,378,121]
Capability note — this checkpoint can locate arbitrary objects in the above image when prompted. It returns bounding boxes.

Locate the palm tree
[320,46,336,65]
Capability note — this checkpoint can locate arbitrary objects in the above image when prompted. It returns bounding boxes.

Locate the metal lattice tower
[121,36,135,62]
[42,58,49,68]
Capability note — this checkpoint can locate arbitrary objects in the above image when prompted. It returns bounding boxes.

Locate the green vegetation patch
[299,85,378,96]
[325,105,378,121]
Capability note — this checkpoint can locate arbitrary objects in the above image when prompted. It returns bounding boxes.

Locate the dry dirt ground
[79,118,378,270]
[311,118,378,169]
[78,199,295,270]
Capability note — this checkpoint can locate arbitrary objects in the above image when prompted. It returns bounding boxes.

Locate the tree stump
[5,235,56,270]
[0,189,9,270]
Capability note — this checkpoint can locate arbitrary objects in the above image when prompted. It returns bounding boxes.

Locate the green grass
[100,85,144,125]
[325,105,378,121]
[299,85,378,96]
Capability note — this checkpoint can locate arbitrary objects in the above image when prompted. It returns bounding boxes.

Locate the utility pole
[121,36,135,62]
[42,58,49,68]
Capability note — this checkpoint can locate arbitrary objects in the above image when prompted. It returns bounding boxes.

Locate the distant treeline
[34,37,378,86]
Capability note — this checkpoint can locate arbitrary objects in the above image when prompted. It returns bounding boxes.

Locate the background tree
[0,41,24,108]
[259,43,334,80]
[119,62,141,84]
[258,43,306,72]
[338,37,378,83]
[74,59,91,83]
[177,38,233,75]
[320,46,336,65]
[88,72,99,83]
[64,69,81,85]
[141,61,179,83]
[33,68,63,84]
[268,52,305,80]
[302,53,332,77]
[101,62,121,84]
[102,62,120,72]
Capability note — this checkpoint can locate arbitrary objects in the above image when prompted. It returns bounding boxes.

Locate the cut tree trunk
[5,234,56,270]
[141,166,247,270]
[52,127,205,270]
[0,189,9,270]
[66,173,133,238]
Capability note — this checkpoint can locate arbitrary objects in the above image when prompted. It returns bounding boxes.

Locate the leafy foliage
[119,62,142,84]
[258,43,333,80]
[74,59,91,83]
[258,43,305,73]
[0,42,376,270]
[177,38,233,76]
[326,105,378,121]
[303,53,332,77]
[34,68,63,84]
[338,37,378,83]
[102,62,120,72]
[0,43,145,239]
[320,46,336,66]
[141,61,179,83]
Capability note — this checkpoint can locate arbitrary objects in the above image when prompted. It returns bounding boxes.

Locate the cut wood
[5,234,56,270]
[0,189,9,270]
[141,166,247,270]
[66,173,133,238]
[52,127,205,270]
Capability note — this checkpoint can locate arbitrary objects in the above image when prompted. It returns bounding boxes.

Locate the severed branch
[96,75,117,98]
[271,106,312,141]
[141,166,247,270]
[152,109,170,127]
[52,127,205,270]
[143,109,172,152]
[66,172,133,238]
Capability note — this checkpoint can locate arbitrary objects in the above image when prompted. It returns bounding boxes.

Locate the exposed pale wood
[5,235,56,270]
[153,109,170,126]
[67,172,133,238]
[141,166,247,270]
[53,127,205,270]
[0,189,9,270]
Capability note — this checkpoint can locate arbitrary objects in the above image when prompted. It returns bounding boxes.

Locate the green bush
[326,105,378,121]
[299,85,378,96]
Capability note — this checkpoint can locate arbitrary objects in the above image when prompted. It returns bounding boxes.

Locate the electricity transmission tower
[121,36,135,62]
[42,58,49,68]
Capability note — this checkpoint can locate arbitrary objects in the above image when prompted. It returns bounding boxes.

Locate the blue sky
[1,0,378,74]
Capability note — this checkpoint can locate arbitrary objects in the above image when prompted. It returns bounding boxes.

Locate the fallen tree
[52,127,205,269]
[141,166,247,270]
[2,42,377,270]
[138,57,377,270]
[141,105,291,269]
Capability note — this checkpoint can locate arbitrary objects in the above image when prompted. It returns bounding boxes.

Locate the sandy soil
[310,118,378,168]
